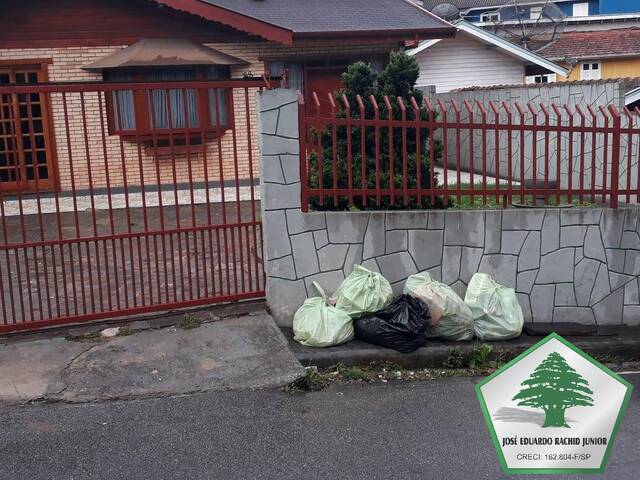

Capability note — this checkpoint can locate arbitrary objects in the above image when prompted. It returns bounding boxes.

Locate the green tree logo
[512,352,594,428]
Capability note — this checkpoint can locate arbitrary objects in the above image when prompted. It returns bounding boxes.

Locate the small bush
[307,52,445,211]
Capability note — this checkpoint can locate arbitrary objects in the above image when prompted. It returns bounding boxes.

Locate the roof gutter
[546,53,640,62]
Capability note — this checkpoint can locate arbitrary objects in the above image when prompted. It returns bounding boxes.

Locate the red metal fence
[298,92,640,211]
[0,78,270,333]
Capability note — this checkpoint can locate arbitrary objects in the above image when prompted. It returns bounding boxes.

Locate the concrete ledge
[283,326,640,369]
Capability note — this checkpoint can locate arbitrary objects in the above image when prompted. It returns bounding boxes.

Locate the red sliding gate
[0,78,269,333]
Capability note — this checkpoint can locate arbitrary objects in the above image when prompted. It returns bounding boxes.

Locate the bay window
[106,66,230,137]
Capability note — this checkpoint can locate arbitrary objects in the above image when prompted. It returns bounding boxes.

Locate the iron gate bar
[298,93,639,212]
[0,78,271,333]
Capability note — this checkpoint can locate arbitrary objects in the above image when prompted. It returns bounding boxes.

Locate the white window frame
[572,2,589,17]
[530,6,543,20]
[525,73,557,84]
[580,62,601,80]
[480,11,500,22]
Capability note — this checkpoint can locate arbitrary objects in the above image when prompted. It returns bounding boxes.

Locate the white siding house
[408,20,568,93]
[413,34,525,91]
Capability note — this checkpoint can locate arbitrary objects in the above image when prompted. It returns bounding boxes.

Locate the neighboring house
[420,1,640,23]
[407,20,568,92]
[0,0,455,193]
[539,27,640,82]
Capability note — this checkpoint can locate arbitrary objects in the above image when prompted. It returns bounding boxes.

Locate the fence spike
[550,103,561,117]
[475,100,487,115]
[463,99,474,115]
[369,94,380,113]
[540,102,550,117]
[598,105,609,120]
[450,98,460,114]
[311,91,321,112]
[341,93,351,111]
[488,100,499,116]
[424,98,435,113]
[607,104,620,118]
[501,101,511,114]
[396,96,407,112]
[327,92,337,112]
[514,101,525,116]
[296,91,305,105]
[383,95,393,111]
[355,94,365,113]
[409,96,420,114]
[527,102,538,116]
[562,104,573,116]
[575,104,586,120]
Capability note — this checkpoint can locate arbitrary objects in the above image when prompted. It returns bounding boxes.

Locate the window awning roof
[84,38,249,71]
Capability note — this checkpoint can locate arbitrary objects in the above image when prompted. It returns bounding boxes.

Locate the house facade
[421,1,640,23]
[0,0,455,194]
[407,20,567,91]
[538,27,640,81]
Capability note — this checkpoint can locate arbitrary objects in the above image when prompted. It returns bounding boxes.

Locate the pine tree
[308,52,443,210]
[512,352,594,428]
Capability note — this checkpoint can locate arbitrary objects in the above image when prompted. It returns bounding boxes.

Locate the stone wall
[259,89,640,328]
[433,80,638,194]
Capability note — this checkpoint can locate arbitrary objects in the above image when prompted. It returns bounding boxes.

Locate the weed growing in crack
[177,314,203,330]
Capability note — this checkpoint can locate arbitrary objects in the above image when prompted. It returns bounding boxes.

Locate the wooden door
[0,65,55,192]
[305,66,345,117]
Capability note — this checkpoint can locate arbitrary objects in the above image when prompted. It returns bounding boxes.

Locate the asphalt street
[0,374,638,480]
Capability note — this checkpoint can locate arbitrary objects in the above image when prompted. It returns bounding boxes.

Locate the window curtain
[206,66,229,127]
[107,70,137,131]
[146,69,199,129]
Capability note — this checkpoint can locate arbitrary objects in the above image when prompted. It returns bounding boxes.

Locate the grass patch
[115,326,134,337]
[65,331,105,343]
[446,183,598,209]
[285,351,508,394]
[177,313,203,330]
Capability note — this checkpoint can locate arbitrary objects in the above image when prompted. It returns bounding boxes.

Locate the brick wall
[0,42,392,192]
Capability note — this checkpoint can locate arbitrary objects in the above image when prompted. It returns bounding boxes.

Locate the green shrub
[307,52,445,210]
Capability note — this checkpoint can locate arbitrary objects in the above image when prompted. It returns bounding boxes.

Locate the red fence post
[608,105,621,209]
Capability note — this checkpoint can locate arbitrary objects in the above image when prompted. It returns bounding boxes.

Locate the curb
[286,329,640,369]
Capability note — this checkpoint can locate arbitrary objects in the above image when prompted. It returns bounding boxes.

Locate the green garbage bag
[333,265,393,319]
[465,273,524,341]
[293,282,354,347]
[403,272,474,341]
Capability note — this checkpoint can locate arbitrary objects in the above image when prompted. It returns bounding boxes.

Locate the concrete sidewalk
[0,313,304,405]
[284,326,640,369]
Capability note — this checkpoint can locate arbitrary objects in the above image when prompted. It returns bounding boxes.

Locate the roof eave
[293,26,456,41]
[153,0,294,44]
[546,53,640,62]
[625,87,640,106]
[454,20,569,77]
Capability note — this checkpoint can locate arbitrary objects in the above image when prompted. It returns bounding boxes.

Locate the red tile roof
[540,28,640,60]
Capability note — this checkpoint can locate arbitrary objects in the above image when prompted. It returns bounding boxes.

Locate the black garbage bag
[353,295,431,353]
